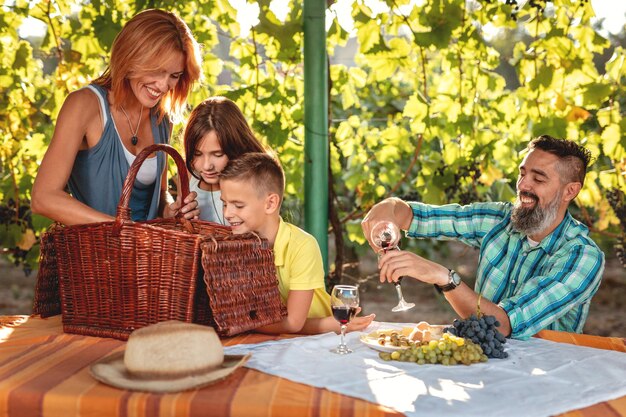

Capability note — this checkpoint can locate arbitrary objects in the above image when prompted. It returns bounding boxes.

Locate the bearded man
[362,135,605,340]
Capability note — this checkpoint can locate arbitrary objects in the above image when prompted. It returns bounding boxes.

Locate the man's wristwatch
[435,269,462,293]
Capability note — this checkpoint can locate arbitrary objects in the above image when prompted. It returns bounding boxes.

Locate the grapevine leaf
[582,82,612,105]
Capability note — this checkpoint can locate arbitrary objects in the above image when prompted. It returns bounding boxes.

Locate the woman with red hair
[32,9,203,224]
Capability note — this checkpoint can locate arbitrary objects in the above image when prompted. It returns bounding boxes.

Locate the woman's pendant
[131,136,138,146]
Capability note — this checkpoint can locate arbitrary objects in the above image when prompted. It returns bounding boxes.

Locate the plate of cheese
[360,322,448,352]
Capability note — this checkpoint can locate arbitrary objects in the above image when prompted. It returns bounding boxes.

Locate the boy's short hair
[220,152,285,201]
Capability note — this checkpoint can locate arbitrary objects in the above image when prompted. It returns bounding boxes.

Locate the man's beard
[511,190,562,237]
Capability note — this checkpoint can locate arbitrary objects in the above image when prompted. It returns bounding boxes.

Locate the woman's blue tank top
[67,84,170,221]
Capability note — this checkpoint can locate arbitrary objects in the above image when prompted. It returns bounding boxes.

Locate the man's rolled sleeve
[500,244,604,340]
[407,202,509,248]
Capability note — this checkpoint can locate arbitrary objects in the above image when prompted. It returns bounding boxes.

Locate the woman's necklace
[208,183,225,225]
[119,105,143,146]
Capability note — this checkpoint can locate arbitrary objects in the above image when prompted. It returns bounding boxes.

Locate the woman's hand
[345,307,376,333]
[378,249,449,286]
[164,191,200,219]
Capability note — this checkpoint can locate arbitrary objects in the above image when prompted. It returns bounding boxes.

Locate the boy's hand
[345,307,375,333]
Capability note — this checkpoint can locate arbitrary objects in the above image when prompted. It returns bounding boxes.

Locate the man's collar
[506,211,573,255]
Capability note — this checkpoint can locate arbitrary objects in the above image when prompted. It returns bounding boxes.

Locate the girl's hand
[345,307,376,333]
[164,191,200,219]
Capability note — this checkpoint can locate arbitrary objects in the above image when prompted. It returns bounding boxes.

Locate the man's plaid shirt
[407,201,605,340]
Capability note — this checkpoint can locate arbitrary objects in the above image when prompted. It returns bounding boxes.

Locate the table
[1,315,625,417]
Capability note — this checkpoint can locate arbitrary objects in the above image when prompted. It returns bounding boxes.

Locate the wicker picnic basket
[33,144,285,340]
[32,229,61,318]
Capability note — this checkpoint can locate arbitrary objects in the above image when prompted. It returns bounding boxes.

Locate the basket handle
[116,144,194,232]
[204,231,262,253]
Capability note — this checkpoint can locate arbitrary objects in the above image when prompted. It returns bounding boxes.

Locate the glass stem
[340,324,347,346]
[395,282,404,300]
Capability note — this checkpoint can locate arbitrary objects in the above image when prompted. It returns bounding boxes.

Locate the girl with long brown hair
[183,97,266,223]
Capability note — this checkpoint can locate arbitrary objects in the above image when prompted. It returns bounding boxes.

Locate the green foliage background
[1,0,625,279]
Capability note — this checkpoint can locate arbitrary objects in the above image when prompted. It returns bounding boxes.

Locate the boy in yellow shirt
[220,152,375,334]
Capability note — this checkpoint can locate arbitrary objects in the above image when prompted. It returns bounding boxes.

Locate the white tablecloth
[224,322,626,417]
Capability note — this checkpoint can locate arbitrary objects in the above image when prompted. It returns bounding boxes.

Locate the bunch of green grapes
[378,333,488,366]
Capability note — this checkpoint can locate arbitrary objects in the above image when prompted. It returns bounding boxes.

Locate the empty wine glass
[330,285,359,354]
[370,221,415,312]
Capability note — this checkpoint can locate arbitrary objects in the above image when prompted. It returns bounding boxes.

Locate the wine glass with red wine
[330,285,359,355]
[370,220,415,312]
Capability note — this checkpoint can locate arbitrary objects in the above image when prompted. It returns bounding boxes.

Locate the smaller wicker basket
[201,237,287,336]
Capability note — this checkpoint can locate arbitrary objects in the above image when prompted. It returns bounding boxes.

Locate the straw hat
[90,321,249,393]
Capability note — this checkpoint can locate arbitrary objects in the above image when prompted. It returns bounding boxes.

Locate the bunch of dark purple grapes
[606,188,626,267]
[445,314,508,359]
